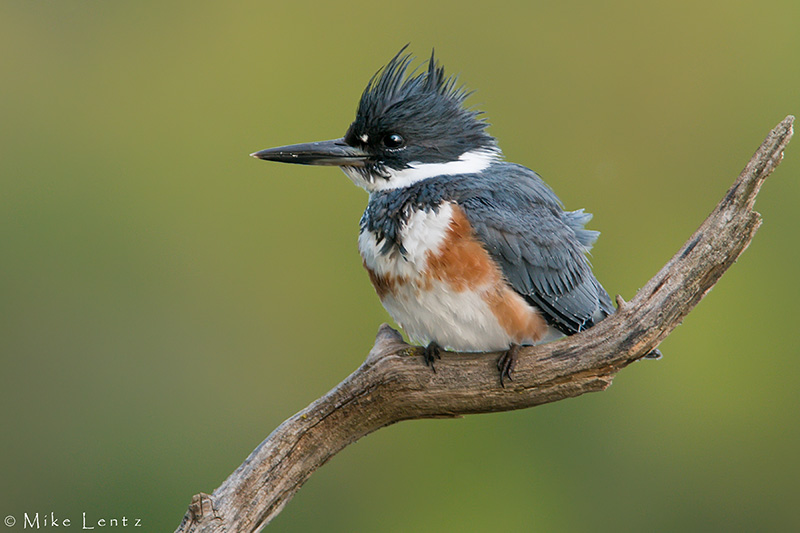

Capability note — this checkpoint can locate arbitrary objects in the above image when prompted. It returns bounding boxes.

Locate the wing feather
[455,163,614,335]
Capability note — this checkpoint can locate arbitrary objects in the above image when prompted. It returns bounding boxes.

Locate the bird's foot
[644,348,662,359]
[421,341,443,373]
[497,344,522,388]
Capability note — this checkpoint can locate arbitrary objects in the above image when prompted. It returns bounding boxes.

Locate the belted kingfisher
[252,48,650,384]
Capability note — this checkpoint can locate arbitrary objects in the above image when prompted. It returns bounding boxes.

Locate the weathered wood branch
[176,116,794,532]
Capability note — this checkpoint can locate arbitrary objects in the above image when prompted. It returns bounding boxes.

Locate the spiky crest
[355,47,475,123]
[345,47,494,157]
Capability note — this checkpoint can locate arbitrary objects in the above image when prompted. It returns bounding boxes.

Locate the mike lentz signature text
[4,512,142,529]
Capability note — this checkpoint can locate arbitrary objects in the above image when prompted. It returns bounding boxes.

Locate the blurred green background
[1,1,798,531]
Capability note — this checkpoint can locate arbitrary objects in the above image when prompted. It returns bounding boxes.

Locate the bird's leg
[497,344,522,388]
[422,341,443,373]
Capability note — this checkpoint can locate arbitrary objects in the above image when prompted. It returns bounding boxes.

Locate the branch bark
[176,116,794,532]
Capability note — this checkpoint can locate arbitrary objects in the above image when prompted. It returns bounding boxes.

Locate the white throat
[342,149,500,192]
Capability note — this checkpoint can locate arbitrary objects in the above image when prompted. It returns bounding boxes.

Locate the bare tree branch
[176,116,794,533]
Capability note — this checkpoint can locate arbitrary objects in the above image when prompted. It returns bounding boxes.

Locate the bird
[252,47,656,385]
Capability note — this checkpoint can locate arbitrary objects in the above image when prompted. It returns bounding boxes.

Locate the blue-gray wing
[456,163,614,335]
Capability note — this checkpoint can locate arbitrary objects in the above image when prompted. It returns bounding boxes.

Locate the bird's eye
[382,133,405,149]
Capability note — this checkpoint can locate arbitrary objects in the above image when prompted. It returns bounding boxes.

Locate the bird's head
[252,47,499,192]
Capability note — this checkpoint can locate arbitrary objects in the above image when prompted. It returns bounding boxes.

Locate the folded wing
[456,163,614,335]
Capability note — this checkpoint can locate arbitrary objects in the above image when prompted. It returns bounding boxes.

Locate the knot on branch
[365,323,412,365]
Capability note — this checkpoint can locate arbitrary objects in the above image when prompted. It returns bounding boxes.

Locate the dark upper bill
[250,138,368,167]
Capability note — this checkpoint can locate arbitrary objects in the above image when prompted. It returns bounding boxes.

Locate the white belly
[379,278,519,351]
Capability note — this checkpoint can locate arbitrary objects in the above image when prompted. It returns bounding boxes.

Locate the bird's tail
[564,209,600,251]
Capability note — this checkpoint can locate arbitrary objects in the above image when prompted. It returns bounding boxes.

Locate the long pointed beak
[250,138,369,167]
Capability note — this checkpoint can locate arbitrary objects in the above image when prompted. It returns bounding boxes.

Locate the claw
[644,348,662,359]
[497,344,522,388]
[422,341,443,373]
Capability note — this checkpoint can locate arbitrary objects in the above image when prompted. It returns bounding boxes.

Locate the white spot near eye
[359,134,369,143]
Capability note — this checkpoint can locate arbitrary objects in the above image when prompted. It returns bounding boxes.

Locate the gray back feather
[455,163,613,334]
